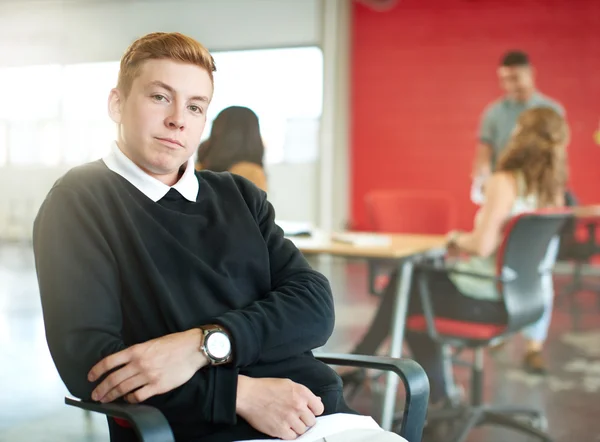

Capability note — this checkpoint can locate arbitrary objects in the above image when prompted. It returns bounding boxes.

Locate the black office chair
[66,353,429,442]
[405,210,571,442]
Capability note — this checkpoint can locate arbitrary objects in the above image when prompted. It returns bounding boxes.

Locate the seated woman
[350,107,569,405]
[196,106,267,191]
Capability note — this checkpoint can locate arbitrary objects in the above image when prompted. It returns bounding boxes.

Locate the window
[0,62,119,167]
[8,121,42,166]
[208,46,323,164]
[0,46,323,166]
[0,64,62,122]
[61,61,120,163]
[0,123,7,167]
[0,64,62,166]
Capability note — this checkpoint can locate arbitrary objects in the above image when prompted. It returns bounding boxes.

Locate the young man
[33,33,404,442]
[472,50,565,183]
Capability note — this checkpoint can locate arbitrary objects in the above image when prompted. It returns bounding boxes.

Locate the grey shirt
[479,92,565,169]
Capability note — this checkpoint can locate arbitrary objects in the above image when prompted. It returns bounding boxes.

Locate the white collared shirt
[103,142,199,202]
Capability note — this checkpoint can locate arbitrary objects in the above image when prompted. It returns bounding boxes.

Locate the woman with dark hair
[347,107,569,405]
[196,106,267,191]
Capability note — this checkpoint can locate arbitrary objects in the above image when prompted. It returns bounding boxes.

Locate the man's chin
[139,159,186,181]
[510,91,530,102]
[148,154,191,173]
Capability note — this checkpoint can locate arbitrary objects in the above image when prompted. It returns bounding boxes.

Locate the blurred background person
[196,106,267,191]
[349,107,569,404]
[463,107,570,373]
[471,50,564,204]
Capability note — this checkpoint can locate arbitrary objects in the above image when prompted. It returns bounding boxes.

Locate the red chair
[556,208,600,329]
[364,189,457,295]
[406,210,571,442]
[365,189,457,234]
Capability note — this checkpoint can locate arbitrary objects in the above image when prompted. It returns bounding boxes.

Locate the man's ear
[108,88,123,124]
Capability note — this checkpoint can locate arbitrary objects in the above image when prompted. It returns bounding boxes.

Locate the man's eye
[152,95,167,102]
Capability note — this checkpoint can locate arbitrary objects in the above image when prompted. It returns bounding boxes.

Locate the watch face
[206,331,231,360]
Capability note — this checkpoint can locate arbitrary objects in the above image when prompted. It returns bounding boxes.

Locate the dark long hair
[197,106,265,172]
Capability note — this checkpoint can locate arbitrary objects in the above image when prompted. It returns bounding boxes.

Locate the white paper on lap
[237,413,383,442]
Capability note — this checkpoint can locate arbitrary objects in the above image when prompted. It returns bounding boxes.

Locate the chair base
[419,403,552,442]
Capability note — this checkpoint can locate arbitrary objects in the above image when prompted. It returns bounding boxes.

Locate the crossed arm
[33,184,333,439]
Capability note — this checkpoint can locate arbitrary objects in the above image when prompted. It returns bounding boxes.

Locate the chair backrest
[496,210,572,334]
[365,189,456,234]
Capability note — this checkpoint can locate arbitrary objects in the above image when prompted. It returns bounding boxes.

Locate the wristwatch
[200,325,232,365]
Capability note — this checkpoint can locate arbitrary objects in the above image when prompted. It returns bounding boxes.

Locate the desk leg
[380,259,415,431]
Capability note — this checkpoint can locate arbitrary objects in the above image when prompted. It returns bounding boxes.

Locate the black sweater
[33,161,347,441]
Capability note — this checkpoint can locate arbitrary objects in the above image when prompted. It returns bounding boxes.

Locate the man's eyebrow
[148,80,209,103]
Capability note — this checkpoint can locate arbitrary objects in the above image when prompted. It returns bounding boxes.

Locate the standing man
[472,50,565,188]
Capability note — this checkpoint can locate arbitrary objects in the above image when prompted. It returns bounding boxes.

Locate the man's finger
[124,384,156,404]
[289,416,308,437]
[101,374,147,403]
[307,395,324,416]
[92,364,138,401]
[299,409,317,428]
[88,349,133,382]
[278,428,298,441]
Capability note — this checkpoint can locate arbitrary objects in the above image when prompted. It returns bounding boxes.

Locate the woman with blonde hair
[445,106,569,372]
[347,107,569,405]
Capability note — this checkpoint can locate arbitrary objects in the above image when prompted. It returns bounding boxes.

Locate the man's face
[108,59,213,184]
[497,65,534,102]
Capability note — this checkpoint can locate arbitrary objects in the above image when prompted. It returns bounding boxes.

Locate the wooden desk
[292,233,447,259]
[290,232,446,431]
[573,205,600,220]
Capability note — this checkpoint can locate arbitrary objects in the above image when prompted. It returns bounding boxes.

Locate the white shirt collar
[103,142,199,202]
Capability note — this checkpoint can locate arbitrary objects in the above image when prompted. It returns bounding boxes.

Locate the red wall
[350,0,600,231]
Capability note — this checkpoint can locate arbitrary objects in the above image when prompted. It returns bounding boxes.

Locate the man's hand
[472,162,492,181]
[472,143,493,179]
[88,329,207,404]
[236,376,324,440]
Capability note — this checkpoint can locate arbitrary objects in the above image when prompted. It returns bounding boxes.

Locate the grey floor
[1,243,600,442]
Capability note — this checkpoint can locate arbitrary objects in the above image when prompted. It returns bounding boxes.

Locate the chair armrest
[315,353,429,442]
[66,354,430,442]
[65,397,174,442]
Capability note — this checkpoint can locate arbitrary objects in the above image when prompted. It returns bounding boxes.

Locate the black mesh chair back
[497,210,572,334]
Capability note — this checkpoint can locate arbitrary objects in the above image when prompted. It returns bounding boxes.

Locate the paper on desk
[277,220,313,237]
[238,413,383,442]
[331,232,392,247]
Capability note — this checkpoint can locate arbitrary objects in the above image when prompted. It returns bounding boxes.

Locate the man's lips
[155,137,183,148]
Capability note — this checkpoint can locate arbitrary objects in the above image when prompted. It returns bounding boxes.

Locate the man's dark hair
[500,50,530,67]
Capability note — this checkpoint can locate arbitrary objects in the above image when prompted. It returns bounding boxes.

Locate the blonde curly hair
[496,107,569,207]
